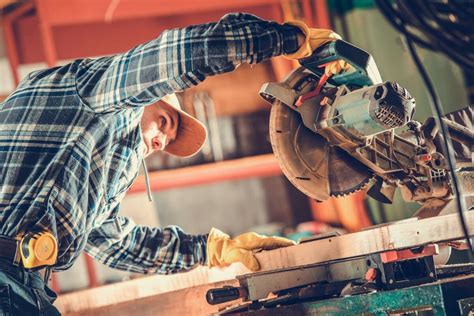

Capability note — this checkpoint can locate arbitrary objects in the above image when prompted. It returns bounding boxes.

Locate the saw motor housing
[261,40,455,205]
[323,82,416,136]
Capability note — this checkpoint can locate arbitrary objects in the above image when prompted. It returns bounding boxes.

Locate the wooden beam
[59,279,240,316]
[128,154,282,193]
[55,265,248,315]
[255,212,474,271]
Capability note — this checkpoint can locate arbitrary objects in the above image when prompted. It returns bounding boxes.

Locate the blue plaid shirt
[0,13,300,273]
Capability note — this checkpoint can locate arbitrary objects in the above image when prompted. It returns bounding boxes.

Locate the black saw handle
[206,286,247,305]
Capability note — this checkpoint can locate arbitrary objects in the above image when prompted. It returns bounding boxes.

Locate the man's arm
[75,13,301,113]
[85,215,207,274]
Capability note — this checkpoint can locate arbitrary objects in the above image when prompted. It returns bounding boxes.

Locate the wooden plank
[60,279,240,316]
[56,265,248,315]
[255,211,474,271]
[128,154,282,193]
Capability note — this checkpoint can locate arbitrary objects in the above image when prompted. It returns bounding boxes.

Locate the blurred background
[0,0,471,295]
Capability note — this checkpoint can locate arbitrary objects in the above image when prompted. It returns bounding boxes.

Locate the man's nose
[155,132,168,151]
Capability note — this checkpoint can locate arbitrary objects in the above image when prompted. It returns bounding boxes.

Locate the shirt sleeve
[75,13,301,113]
[84,215,208,274]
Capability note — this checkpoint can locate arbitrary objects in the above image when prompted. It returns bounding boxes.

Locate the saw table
[206,212,474,315]
[234,272,474,315]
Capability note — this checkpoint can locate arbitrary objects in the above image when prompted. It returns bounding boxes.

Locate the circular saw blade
[326,146,374,197]
[268,69,373,201]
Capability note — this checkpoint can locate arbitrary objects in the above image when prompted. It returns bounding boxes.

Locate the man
[0,13,339,314]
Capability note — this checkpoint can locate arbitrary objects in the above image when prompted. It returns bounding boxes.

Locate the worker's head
[140,94,207,158]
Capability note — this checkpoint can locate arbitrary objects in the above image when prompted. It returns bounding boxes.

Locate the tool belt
[0,232,58,270]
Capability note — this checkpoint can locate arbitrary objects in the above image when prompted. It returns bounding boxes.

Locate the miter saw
[205,40,474,314]
[260,39,473,217]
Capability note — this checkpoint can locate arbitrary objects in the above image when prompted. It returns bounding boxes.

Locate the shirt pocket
[106,150,140,205]
[104,130,142,203]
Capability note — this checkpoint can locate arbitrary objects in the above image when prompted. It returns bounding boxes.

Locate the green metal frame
[291,284,445,315]
[248,275,474,315]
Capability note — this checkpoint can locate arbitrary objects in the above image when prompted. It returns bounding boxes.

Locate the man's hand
[284,20,341,59]
[207,228,295,271]
[321,59,353,76]
[284,20,352,76]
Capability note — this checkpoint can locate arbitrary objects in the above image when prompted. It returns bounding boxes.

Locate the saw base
[225,272,474,315]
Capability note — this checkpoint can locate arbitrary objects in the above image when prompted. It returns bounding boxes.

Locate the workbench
[55,211,474,315]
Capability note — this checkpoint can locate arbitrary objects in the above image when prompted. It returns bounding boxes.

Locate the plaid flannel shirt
[0,13,300,273]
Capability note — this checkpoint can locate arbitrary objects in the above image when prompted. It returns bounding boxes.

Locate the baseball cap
[159,94,208,158]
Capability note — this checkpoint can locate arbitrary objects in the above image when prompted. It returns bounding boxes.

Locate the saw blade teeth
[327,146,375,198]
[329,175,374,197]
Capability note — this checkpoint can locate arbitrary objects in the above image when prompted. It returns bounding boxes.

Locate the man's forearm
[85,216,208,274]
[76,13,301,113]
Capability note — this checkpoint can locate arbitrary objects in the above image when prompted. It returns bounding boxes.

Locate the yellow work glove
[207,228,295,271]
[284,21,352,76]
[321,59,354,76]
[284,20,341,59]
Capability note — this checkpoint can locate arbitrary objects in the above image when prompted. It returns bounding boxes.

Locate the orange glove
[207,228,295,271]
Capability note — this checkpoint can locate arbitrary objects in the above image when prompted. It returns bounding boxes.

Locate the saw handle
[206,286,247,305]
[299,39,382,87]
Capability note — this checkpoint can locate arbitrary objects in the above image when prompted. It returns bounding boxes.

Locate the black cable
[398,1,465,66]
[403,1,474,69]
[376,0,434,50]
[403,36,473,255]
[376,0,474,70]
[447,1,474,21]
[424,2,466,42]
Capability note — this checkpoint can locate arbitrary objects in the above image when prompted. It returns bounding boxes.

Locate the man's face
[140,101,179,157]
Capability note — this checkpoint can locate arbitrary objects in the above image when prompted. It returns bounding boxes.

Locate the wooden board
[60,279,240,316]
[55,264,249,315]
[255,211,474,271]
